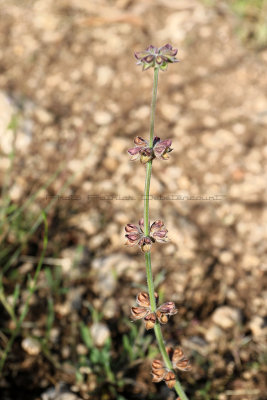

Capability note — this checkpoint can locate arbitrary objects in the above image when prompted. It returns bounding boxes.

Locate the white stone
[212,306,241,330]
[91,323,110,347]
[205,326,224,343]
[94,110,113,125]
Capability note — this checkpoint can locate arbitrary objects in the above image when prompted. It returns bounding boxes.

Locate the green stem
[144,67,189,400]
[149,67,159,147]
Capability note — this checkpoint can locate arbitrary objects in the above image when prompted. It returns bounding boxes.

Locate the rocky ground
[0,0,266,399]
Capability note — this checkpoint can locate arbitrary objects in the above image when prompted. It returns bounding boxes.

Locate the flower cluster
[131,292,178,330]
[128,136,173,164]
[151,347,191,388]
[125,219,168,252]
[135,44,179,71]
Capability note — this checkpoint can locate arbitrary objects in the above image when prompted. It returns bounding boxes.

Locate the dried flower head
[135,44,179,71]
[131,292,177,330]
[164,371,176,389]
[151,347,191,389]
[128,136,173,164]
[166,347,192,372]
[151,358,176,388]
[144,312,157,330]
[125,219,168,252]
[156,301,178,324]
[151,359,166,382]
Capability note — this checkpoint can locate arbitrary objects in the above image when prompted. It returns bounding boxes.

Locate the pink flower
[135,44,179,71]
[125,219,168,252]
[128,136,173,164]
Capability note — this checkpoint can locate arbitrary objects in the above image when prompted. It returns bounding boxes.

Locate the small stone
[0,92,14,153]
[91,323,110,347]
[50,328,60,343]
[35,108,53,125]
[130,105,150,120]
[62,346,70,359]
[219,251,234,265]
[249,316,265,339]
[21,337,41,355]
[57,393,82,400]
[94,111,113,126]
[205,326,224,343]
[103,157,118,172]
[97,66,114,86]
[212,306,241,330]
[160,103,180,122]
[76,343,88,355]
[242,254,260,270]
[103,298,117,319]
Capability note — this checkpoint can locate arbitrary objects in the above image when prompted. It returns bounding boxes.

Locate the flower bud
[172,347,184,363]
[140,237,152,252]
[172,347,192,371]
[131,306,149,320]
[144,312,156,330]
[151,359,166,382]
[151,359,164,370]
[156,310,168,324]
[125,233,140,246]
[158,301,178,316]
[176,358,191,371]
[152,372,165,383]
[150,220,164,233]
[125,224,139,233]
[164,371,176,389]
[150,220,168,243]
[136,292,150,308]
[134,136,147,146]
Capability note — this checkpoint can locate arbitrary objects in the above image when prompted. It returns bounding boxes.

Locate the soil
[0,1,266,400]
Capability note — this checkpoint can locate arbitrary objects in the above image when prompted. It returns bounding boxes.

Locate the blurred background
[0,0,266,399]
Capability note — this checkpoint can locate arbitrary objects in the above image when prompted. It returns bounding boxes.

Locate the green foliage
[78,311,158,398]
[0,211,48,372]
[79,321,115,387]
[202,0,267,48]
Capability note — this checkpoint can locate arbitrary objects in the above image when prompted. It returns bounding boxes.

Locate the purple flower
[153,137,173,160]
[135,44,179,71]
[128,136,173,164]
[150,220,169,243]
[125,219,168,252]
[127,136,154,164]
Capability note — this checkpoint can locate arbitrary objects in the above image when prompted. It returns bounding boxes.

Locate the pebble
[97,66,114,86]
[91,323,110,347]
[92,254,138,278]
[219,251,234,265]
[205,326,224,343]
[21,337,41,356]
[249,316,265,339]
[103,298,117,319]
[41,389,82,400]
[160,103,180,122]
[0,92,14,153]
[76,343,88,355]
[212,306,241,330]
[35,108,53,124]
[93,270,116,297]
[94,110,113,126]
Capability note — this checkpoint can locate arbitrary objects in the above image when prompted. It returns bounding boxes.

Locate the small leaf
[80,322,93,349]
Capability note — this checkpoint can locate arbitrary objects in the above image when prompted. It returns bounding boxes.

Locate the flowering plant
[125,45,191,400]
